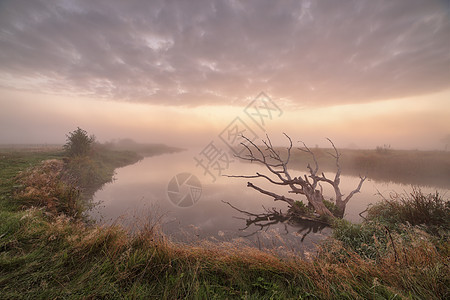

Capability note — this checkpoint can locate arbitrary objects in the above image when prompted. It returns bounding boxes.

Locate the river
[88,149,448,254]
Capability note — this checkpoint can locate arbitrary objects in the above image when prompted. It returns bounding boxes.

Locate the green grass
[0,148,449,299]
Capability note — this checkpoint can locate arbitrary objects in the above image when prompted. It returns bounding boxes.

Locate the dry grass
[1,149,449,299]
[368,188,450,233]
[2,203,447,299]
[13,159,81,217]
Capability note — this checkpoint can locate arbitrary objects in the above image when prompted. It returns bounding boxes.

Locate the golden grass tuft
[13,159,81,216]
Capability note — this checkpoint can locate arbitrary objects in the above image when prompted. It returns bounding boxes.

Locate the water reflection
[89,149,448,253]
[223,200,328,242]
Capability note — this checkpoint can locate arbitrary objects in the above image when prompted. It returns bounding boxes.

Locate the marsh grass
[1,149,449,299]
[365,188,450,257]
[367,188,450,234]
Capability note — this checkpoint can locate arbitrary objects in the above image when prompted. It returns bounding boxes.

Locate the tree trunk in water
[306,189,334,217]
[334,200,346,219]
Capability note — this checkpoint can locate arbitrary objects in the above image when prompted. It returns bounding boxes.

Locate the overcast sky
[0,0,449,149]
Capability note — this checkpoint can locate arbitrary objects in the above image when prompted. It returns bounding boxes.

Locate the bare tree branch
[343,175,367,204]
[224,173,290,186]
[221,200,261,217]
[228,134,365,219]
[247,182,296,206]
[283,132,293,165]
[326,138,341,184]
[298,141,319,176]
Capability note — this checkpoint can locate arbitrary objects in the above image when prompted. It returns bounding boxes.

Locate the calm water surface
[89,149,448,254]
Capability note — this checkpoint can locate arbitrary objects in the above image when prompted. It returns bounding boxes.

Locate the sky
[0,0,449,150]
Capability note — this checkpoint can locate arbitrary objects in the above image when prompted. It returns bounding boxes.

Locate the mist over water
[89,149,448,253]
[1,1,449,296]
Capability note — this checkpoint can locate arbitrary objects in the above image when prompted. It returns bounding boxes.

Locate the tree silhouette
[63,127,95,157]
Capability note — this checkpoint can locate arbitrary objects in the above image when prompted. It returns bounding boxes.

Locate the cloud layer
[0,0,449,107]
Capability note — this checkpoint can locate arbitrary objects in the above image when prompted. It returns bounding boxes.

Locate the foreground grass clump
[1,150,449,299]
[367,189,450,236]
[1,206,448,299]
[14,159,82,217]
[331,190,449,298]
[332,187,450,260]
[0,150,64,212]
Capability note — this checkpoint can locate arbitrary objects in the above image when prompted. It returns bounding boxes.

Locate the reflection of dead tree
[222,200,288,236]
[222,200,328,241]
[292,219,328,242]
[226,134,366,219]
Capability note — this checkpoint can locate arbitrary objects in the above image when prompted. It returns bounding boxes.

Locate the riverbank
[0,148,448,298]
[284,147,450,189]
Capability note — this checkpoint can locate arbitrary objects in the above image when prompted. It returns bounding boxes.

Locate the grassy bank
[0,150,65,212]
[104,138,184,157]
[0,149,449,299]
[6,145,142,219]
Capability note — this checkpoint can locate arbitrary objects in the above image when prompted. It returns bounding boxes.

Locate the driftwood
[226,134,366,218]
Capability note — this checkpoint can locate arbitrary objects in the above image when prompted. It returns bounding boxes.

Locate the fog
[1,0,449,150]
[1,87,449,150]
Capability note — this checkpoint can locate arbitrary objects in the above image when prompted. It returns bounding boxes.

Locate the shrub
[290,201,312,215]
[375,144,391,154]
[323,199,339,217]
[63,127,95,157]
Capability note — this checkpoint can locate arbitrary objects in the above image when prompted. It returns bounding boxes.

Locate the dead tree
[227,134,366,219]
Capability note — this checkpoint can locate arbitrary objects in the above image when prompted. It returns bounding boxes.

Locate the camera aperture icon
[167,173,202,207]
